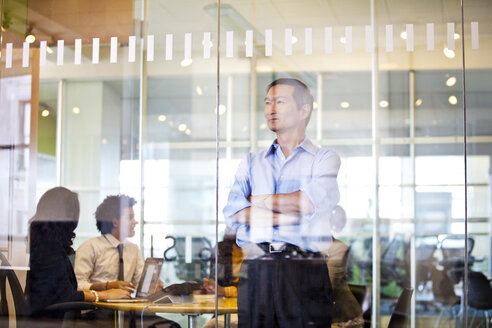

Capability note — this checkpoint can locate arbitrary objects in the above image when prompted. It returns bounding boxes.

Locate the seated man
[75,194,143,293]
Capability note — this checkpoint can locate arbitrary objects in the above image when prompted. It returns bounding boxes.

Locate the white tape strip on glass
[265,29,272,57]
[129,36,136,62]
[147,35,154,62]
[204,32,212,59]
[226,31,233,58]
[74,39,82,65]
[2,22,483,69]
[345,26,353,53]
[22,42,29,67]
[305,28,313,55]
[285,28,293,56]
[92,38,100,64]
[57,40,64,65]
[426,23,435,51]
[166,34,173,61]
[325,27,333,54]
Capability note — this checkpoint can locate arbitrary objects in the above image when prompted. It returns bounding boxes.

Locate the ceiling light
[72,106,80,114]
[196,86,203,95]
[215,104,227,115]
[180,58,193,67]
[185,129,191,135]
[415,98,423,107]
[201,40,213,47]
[400,31,407,40]
[443,47,455,59]
[379,100,389,108]
[178,123,187,132]
[448,95,458,105]
[158,114,167,122]
[41,109,50,117]
[446,76,457,87]
[313,101,318,110]
[340,101,350,109]
[260,123,267,130]
[454,33,460,40]
[291,36,298,44]
[46,46,54,54]
[339,36,346,44]
[25,34,35,43]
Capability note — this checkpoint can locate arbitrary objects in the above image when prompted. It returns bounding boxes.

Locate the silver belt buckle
[269,242,285,253]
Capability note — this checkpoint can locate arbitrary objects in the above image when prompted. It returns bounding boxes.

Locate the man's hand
[201,278,225,296]
[98,288,131,301]
[248,195,270,208]
[108,281,136,292]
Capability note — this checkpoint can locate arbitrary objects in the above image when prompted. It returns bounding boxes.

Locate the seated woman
[27,187,130,319]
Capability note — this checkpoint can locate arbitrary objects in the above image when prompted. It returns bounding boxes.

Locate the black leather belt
[257,242,320,258]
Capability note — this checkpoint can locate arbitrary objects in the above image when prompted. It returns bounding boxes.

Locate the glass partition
[1,0,492,327]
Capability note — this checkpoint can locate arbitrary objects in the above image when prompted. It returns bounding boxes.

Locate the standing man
[224,78,341,327]
[75,194,144,293]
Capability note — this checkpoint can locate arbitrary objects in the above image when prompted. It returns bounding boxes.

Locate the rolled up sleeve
[74,242,95,290]
[223,157,252,230]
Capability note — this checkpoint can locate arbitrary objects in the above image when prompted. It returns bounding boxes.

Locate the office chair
[430,266,460,327]
[348,284,372,328]
[0,252,28,325]
[387,287,413,328]
[468,271,492,328]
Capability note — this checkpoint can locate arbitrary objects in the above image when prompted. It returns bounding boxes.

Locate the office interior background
[1,0,492,326]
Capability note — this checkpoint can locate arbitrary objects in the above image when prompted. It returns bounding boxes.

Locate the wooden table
[95,294,237,328]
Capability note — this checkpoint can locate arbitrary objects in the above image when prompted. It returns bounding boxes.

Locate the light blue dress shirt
[223,138,341,251]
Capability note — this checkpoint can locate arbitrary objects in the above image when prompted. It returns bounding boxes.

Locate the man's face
[119,207,137,239]
[264,84,308,133]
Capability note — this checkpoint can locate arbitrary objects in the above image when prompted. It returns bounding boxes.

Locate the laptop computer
[105,257,164,303]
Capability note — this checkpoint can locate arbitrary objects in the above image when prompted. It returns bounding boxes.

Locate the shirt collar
[103,233,121,247]
[265,138,317,157]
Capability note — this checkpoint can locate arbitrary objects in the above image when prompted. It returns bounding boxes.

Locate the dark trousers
[238,244,333,328]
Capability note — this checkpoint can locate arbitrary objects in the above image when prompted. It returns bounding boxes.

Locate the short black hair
[95,194,137,234]
[267,78,314,125]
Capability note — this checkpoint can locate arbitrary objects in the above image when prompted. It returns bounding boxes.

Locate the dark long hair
[29,187,80,255]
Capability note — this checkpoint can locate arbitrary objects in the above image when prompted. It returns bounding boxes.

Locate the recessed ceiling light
[443,47,455,59]
[46,46,54,54]
[196,86,203,95]
[158,114,167,122]
[178,123,187,132]
[185,129,191,135]
[41,109,50,117]
[400,31,407,40]
[379,100,389,108]
[291,36,298,44]
[313,101,318,110]
[339,36,346,44]
[215,104,227,115]
[180,58,192,67]
[260,123,267,130]
[201,40,213,47]
[72,106,80,114]
[340,101,350,109]
[25,34,36,43]
[446,76,457,87]
[448,95,458,105]
[415,98,423,107]
[454,33,460,40]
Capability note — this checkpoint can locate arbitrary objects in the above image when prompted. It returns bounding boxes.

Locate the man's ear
[112,218,119,229]
[301,104,311,119]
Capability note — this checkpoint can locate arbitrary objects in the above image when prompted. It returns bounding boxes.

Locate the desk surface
[95,294,237,315]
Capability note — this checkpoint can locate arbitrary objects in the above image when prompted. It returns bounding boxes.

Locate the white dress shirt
[74,233,144,290]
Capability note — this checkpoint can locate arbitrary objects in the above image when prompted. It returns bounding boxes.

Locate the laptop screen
[136,257,164,297]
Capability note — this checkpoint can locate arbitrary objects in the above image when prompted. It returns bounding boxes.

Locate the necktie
[117,243,124,281]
